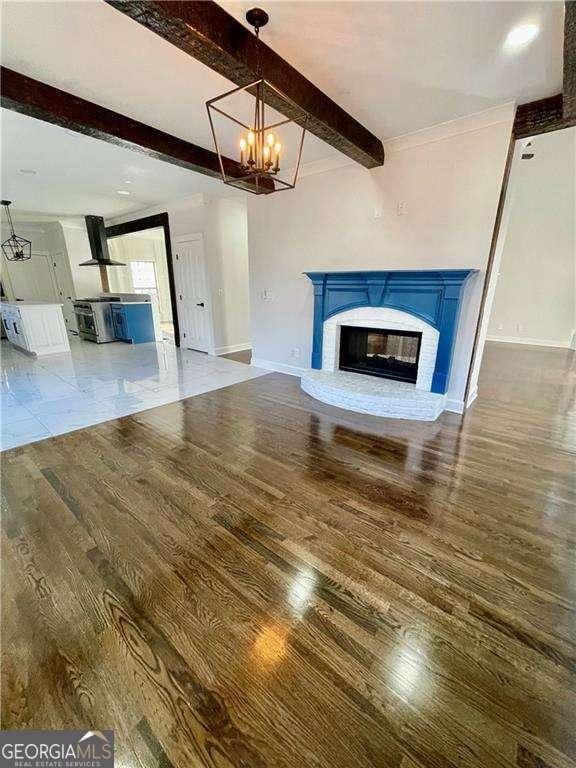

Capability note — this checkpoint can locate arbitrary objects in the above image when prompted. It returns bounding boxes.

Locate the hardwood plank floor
[1,341,575,768]
[220,349,252,365]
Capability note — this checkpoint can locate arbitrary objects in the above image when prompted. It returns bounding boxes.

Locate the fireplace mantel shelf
[304,269,478,395]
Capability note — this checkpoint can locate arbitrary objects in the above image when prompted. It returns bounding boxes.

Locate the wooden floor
[2,341,575,768]
[221,349,252,365]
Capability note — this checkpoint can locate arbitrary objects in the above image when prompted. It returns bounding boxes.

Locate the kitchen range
[73,293,157,344]
[74,297,115,343]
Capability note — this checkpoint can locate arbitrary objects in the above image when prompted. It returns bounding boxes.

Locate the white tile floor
[0,338,267,451]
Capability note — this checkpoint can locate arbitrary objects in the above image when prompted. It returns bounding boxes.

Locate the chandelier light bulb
[266,133,275,147]
[273,142,282,173]
[247,131,255,146]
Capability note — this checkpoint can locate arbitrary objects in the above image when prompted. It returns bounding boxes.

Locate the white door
[7,254,59,302]
[51,252,78,332]
[173,236,211,352]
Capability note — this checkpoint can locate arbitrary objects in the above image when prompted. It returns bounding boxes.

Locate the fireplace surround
[305,269,476,395]
[301,270,477,420]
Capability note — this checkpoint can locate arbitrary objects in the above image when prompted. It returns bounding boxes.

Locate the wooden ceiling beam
[513,93,574,139]
[104,0,385,169]
[0,67,260,190]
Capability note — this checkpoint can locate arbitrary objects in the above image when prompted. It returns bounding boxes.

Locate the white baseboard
[250,358,308,376]
[445,398,465,415]
[486,335,570,349]
[211,343,252,356]
[466,386,478,409]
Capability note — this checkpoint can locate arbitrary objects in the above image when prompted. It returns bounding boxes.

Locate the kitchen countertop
[1,301,64,308]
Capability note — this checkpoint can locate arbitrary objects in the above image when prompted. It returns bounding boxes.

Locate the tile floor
[0,338,267,450]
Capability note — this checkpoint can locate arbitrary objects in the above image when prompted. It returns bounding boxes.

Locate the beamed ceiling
[0,0,568,216]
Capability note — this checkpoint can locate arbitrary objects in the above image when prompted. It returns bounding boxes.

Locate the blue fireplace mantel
[304,269,477,395]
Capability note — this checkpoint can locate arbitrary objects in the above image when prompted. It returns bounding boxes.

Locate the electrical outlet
[497,323,504,331]
[397,201,408,216]
[261,289,273,301]
[373,206,383,219]
[290,347,301,359]
[516,323,524,333]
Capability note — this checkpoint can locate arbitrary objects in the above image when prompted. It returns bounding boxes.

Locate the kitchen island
[1,301,70,356]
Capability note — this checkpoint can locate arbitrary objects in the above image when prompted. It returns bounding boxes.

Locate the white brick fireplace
[300,269,477,421]
[321,306,440,391]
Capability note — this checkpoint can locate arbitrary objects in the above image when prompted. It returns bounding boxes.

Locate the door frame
[105,212,180,346]
[173,232,214,353]
[463,110,576,407]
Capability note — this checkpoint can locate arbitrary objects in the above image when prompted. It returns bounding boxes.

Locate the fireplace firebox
[339,326,422,384]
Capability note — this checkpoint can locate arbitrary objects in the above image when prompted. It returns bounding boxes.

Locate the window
[129,261,158,300]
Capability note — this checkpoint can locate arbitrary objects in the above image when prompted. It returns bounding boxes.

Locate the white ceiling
[0,0,565,216]
[222,1,564,139]
[0,0,334,162]
[0,109,224,217]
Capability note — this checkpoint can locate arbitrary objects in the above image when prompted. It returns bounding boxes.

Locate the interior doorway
[106,212,180,345]
[107,228,174,341]
[469,126,575,408]
[173,234,212,352]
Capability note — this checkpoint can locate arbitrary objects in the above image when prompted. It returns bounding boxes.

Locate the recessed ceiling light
[123,180,133,184]
[504,22,539,51]
[116,190,131,196]
[19,168,37,175]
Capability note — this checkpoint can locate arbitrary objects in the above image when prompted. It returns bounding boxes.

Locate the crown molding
[298,154,355,179]
[3,211,62,225]
[384,102,516,154]
[59,219,89,231]
[291,103,516,183]
[105,193,207,226]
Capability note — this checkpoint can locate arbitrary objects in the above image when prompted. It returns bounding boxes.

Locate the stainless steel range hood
[79,215,126,267]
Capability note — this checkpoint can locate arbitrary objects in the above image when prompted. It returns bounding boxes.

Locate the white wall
[206,197,251,353]
[1,221,56,301]
[247,107,514,408]
[487,127,576,348]
[107,193,251,354]
[60,221,103,300]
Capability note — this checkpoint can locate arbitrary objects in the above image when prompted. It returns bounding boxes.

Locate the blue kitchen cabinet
[110,303,154,344]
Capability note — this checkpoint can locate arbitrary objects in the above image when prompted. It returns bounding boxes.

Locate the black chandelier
[1,201,31,262]
[206,8,308,195]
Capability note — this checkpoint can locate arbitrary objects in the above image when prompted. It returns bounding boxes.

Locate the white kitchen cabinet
[1,302,70,356]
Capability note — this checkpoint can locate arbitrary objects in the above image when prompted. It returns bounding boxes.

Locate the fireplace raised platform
[301,369,447,421]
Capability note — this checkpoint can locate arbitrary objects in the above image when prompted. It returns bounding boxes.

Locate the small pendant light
[1,201,32,262]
